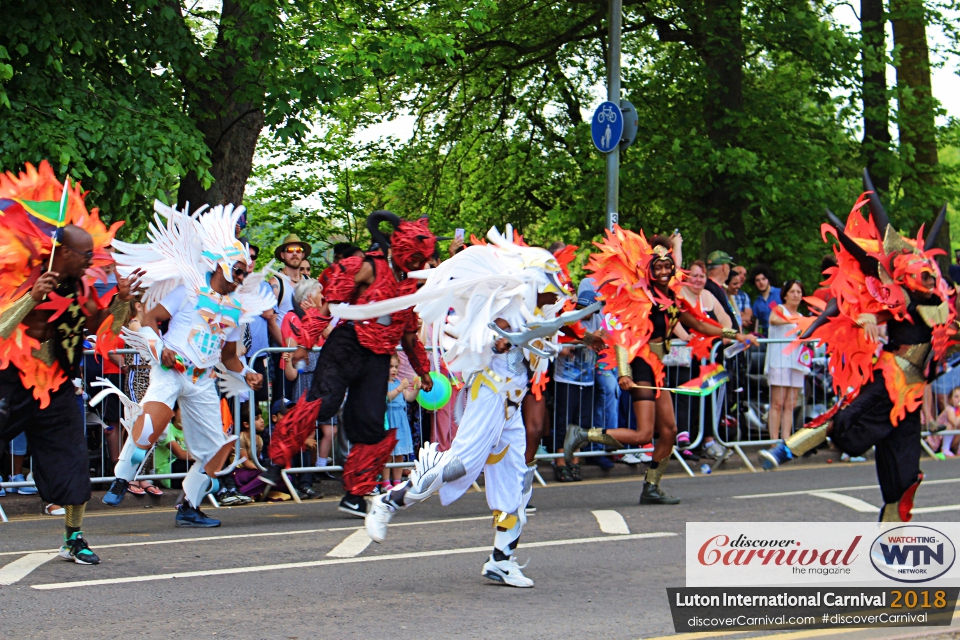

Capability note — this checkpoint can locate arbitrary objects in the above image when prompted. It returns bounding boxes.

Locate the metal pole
[605,0,622,231]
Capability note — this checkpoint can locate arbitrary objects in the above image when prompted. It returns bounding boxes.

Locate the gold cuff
[615,345,632,378]
[784,424,829,457]
[107,295,131,334]
[587,428,623,449]
[645,463,665,486]
[492,510,519,530]
[857,313,878,327]
[721,328,738,340]
[0,294,38,340]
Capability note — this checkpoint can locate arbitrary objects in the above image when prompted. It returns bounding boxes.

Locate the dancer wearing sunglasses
[103,202,275,528]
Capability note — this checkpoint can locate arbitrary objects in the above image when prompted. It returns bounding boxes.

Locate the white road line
[733,477,960,500]
[326,529,372,558]
[592,510,630,535]
[30,532,676,590]
[913,504,960,514]
[810,491,879,513]
[0,515,491,558]
[0,552,58,586]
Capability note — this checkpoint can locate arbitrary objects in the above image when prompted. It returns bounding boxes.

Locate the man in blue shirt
[749,264,781,337]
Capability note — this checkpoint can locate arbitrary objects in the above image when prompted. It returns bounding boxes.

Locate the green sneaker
[60,532,100,565]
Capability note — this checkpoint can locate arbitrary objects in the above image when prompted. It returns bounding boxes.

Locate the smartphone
[455,228,465,242]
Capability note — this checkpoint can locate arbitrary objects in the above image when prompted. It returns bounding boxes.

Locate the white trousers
[141,364,226,466]
[439,383,527,515]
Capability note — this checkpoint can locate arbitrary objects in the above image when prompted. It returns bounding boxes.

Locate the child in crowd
[384,354,419,490]
[229,403,268,501]
[123,297,162,497]
[929,387,960,459]
[154,407,188,489]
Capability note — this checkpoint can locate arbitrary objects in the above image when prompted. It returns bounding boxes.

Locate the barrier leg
[920,438,939,460]
[472,481,483,493]
[0,503,7,523]
[533,468,547,487]
[207,493,221,509]
[281,469,302,504]
[672,447,695,477]
[733,444,757,472]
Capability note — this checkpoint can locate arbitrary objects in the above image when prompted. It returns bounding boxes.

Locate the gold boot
[587,428,623,449]
[784,424,829,456]
[879,502,903,523]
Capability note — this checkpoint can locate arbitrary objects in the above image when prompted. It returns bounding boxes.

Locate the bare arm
[679,310,753,343]
[222,341,263,390]
[704,291,732,329]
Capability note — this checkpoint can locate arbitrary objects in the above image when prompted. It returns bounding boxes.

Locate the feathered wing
[113,201,207,309]
[234,268,277,322]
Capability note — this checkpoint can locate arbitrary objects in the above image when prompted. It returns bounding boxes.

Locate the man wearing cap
[704,250,740,332]
[270,234,310,327]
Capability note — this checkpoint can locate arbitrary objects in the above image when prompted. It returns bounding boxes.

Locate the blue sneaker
[175,504,221,528]
[759,442,793,470]
[0,485,5,497]
[59,532,100,565]
[101,478,128,506]
[11,473,38,495]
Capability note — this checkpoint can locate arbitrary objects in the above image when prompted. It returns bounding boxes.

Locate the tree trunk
[860,0,891,194]
[175,0,266,210]
[695,0,747,258]
[890,0,948,264]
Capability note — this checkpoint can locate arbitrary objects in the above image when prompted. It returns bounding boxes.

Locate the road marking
[733,477,960,500]
[0,514,491,558]
[913,503,960,514]
[0,552,58,586]
[326,529,371,558]
[31,532,676,590]
[592,510,630,534]
[810,491,879,513]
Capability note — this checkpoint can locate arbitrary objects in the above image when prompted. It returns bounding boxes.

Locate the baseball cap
[271,398,296,415]
[706,250,735,267]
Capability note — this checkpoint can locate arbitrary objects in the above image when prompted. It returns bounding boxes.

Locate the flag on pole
[11,175,70,236]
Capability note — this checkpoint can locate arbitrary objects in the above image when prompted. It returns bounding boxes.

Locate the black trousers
[307,323,391,446]
[0,367,92,505]
[832,374,922,505]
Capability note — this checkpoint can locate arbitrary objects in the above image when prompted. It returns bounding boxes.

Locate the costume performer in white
[334,228,598,587]
[102,202,275,527]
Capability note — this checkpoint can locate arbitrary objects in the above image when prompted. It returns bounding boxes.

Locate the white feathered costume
[103,201,276,513]
[358,228,587,586]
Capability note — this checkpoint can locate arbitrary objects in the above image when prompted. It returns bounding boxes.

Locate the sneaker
[482,554,534,588]
[676,432,691,447]
[759,442,793,470]
[10,473,38,495]
[175,504,221,528]
[706,442,727,460]
[258,464,283,488]
[365,494,397,543]
[0,484,5,497]
[681,449,701,462]
[639,453,652,463]
[639,481,681,505]
[845,455,866,463]
[298,486,321,500]
[218,489,243,506]
[338,494,368,518]
[621,453,643,465]
[101,478,129,506]
[59,532,100,565]
[235,493,254,504]
[525,504,537,515]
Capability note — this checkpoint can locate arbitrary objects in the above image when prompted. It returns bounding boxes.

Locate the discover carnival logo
[697,534,861,571]
[870,526,956,583]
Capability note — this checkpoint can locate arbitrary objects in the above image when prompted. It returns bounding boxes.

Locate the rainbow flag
[674,363,729,397]
[10,177,69,236]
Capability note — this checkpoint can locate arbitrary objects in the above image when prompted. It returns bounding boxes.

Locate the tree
[861,0,893,194]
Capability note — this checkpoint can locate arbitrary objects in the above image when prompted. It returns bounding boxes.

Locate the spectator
[704,251,739,331]
[949,250,960,286]
[245,244,283,401]
[154,407,188,489]
[4,433,37,496]
[122,298,163,498]
[384,354,420,491]
[299,259,311,278]
[727,265,752,329]
[318,243,363,290]
[679,261,732,328]
[579,280,621,459]
[270,234,310,336]
[811,254,838,304]
[232,404,269,499]
[749,264,781,337]
[764,280,809,442]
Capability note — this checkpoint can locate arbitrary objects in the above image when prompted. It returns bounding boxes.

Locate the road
[2,460,960,639]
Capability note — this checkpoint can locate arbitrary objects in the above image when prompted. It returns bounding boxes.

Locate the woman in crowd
[764,279,809,443]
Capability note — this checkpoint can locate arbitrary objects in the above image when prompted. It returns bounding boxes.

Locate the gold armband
[107,295,131,334]
[721,328,738,340]
[0,294,38,340]
[856,313,878,327]
[615,345,632,378]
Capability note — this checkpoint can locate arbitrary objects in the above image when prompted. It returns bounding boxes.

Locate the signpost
[603,0,622,230]
[591,102,623,154]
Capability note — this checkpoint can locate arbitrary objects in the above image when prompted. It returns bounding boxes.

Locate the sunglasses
[285,247,304,254]
[63,244,94,261]
[232,266,247,280]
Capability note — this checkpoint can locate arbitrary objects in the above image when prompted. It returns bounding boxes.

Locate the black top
[704,279,739,332]
[884,293,940,351]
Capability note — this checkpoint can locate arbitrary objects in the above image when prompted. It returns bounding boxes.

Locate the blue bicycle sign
[591,101,623,154]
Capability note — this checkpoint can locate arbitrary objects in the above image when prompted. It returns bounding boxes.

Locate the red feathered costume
[266,211,434,501]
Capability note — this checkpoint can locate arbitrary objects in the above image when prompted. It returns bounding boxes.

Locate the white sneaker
[482,554,534,588]
[365,494,397,543]
[622,453,643,465]
[639,453,653,463]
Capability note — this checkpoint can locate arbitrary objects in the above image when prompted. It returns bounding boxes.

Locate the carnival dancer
[759,171,956,523]
[352,228,597,587]
[258,211,437,518]
[102,201,274,528]
[565,229,755,505]
[0,160,139,564]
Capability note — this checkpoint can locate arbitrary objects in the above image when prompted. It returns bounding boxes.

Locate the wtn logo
[871,526,956,583]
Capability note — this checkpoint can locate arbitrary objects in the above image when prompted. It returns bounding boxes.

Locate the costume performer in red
[565,229,755,504]
[259,211,436,516]
[0,161,140,564]
[760,172,957,523]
